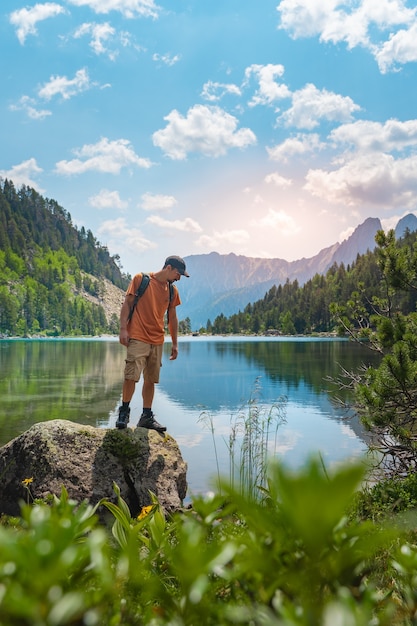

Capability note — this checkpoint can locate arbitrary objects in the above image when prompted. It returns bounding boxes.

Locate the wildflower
[22,477,33,486]
[137,505,153,521]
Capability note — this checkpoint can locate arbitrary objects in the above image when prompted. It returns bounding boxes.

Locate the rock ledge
[0,420,187,517]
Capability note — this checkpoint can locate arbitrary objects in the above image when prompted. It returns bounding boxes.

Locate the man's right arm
[119,294,135,346]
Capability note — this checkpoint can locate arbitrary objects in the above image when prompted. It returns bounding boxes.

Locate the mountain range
[179,214,417,330]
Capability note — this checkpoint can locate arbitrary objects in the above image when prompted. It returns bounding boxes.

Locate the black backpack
[127,274,174,323]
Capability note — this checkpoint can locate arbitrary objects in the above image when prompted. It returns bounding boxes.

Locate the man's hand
[169,345,179,360]
[119,328,129,347]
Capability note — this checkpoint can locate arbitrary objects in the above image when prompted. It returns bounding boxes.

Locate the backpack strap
[127,274,175,324]
[127,273,150,323]
[167,282,174,324]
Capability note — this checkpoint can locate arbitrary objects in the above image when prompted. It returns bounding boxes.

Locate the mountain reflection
[160,337,381,411]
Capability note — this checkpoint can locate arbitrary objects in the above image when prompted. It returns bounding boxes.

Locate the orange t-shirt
[126,273,181,344]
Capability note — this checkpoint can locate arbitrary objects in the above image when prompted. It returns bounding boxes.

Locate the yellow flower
[22,477,33,486]
[137,505,153,521]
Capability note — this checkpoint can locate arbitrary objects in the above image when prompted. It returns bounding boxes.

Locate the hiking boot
[138,412,166,433]
[116,406,130,429]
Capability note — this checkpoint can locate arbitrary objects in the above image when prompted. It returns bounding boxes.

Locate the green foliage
[0,180,130,336]
[4,461,417,624]
[332,228,417,478]
[0,487,116,625]
[209,247,383,335]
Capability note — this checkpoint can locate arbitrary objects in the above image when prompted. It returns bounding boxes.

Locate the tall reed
[199,378,287,499]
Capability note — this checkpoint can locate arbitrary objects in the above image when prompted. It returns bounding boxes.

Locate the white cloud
[381,211,417,232]
[267,133,324,162]
[38,68,92,101]
[74,22,117,58]
[376,22,417,73]
[66,0,160,19]
[152,105,257,159]
[264,172,293,188]
[0,158,44,190]
[280,83,361,129]
[140,193,177,211]
[152,52,181,66]
[9,96,52,120]
[55,137,152,175]
[98,217,155,253]
[201,80,242,102]
[89,189,128,209]
[255,208,300,235]
[196,229,250,250]
[304,151,417,208]
[9,2,66,45]
[338,226,355,242]
[277,0,417,72]
[244,63,291,107]
[147,215,202,233]
[330,118,417,152]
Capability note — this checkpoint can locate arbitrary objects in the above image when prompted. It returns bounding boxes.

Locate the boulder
[0,420,187,518]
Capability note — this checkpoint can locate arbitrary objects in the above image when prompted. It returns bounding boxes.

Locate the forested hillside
[0,179,130,336]
[209,229,417,335]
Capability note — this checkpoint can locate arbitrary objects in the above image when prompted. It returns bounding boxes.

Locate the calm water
[0,337,381,498]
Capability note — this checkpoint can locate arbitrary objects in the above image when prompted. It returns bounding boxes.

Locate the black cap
[165,255,190,277]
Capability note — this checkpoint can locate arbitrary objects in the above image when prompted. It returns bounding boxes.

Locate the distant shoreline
[0,331,342,341]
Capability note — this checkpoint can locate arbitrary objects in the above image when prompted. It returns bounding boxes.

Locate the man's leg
[138,345,166,432]
[116,341,148,429]
[142,379,155,408]
[123,379,136,403]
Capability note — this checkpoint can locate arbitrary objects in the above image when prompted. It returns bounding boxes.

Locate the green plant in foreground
[99,460,408,625]
[0,487,116,625]
[2,461,417,625]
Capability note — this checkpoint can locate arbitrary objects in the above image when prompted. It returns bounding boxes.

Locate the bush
[2,460,417,624]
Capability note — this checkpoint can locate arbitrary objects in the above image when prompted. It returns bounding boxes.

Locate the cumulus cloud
[279,83,361,129]
[9,2,66,45]
[89,189,128,209]
[55,137,152,175]
[66,0,160,19]
[376,22,417,72]
[277,0,417,72]
[330,118,417,152]
[98,217,155,253]
[244,63,291,107]
[38,68,92,101]
[0,158,44,190]
[201,80,242,102]
[146,215,202,232]
[304,151,417,208]
[140,193,177,211]
[267,133,324,162]
[152,105,256,159]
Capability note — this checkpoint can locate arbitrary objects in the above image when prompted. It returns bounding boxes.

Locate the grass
[199,378,287,499]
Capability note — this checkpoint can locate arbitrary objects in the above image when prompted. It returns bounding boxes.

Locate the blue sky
[2,0,417,277]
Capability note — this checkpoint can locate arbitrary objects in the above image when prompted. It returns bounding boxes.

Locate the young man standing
[116,255,189,431]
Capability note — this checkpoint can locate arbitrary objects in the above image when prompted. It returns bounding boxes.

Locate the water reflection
[0,337,381,497]
[0,338,125,444]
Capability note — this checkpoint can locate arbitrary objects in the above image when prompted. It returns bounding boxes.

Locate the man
[116,255,190,431]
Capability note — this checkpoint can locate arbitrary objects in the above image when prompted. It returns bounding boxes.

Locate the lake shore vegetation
[2,457,417,625]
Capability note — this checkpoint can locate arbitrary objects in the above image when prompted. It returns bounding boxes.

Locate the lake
[0,336,381,499]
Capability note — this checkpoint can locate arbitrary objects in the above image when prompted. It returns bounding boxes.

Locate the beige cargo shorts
[124,339,163,384]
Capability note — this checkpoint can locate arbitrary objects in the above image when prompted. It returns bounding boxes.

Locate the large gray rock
[0,420,187,518]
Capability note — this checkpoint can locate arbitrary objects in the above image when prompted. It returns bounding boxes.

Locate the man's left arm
[168,307,179,360]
